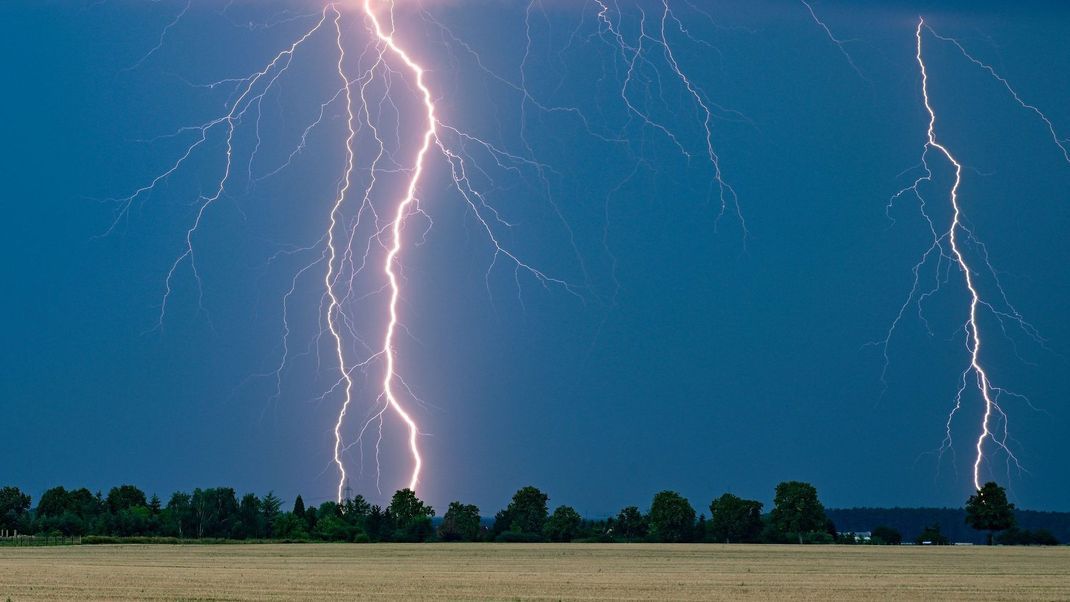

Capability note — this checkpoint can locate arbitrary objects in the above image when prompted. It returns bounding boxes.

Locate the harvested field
[1,543,1067,600]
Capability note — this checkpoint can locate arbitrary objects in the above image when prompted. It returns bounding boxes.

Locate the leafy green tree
[190,488,239,538]
[292,495,306,518]
[915,523,950,545]
[237,493,262,539]
[148,494,162,515]
[709,493,764,543]
[365,505,394,542]
[770,481,827,544]
[965,482,1016,545]
[36,487,70,518]
[164,492,194,538]
[502,486,549,537]
[648,491,696,543]
[388,489,435,542]
[544,505,582,542]
[272,512,309,540]
[261,492,282,538]
[343,495,371,520]
[106,485,147,513]
[871,525,902,545]
[0,486,31,531]
[315,513,356,541]
[614,506,648,540]
[439,502,481,542]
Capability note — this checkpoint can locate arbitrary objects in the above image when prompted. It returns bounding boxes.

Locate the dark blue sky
[4,0,1069,515]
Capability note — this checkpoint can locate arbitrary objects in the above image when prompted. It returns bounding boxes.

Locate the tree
[648,491,696,543]
[36,487,70,518]
[164,492,194,538]
[915,523,949,545]
[190,488,239,538]
[871,525,902,545]
[272,512,309,540]
[365,505,394,542]
[439,502,481,542]
[237,493,262,539]
[615,506,648,540]
[388,489,435,542]
[770,481,827,544]
[0,486,31,531]
[965,482,1016,545]
[544,506,582,542]
[708,493,764,543]
[292,495,306,519]
[148,494,162,516]
[261,492,282,538]
[498,486,549,537]
[106,485,147,514]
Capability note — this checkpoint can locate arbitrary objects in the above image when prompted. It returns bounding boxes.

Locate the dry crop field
[1,543,1068,600]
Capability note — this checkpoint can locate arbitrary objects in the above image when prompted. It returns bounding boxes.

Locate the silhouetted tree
[0,486,31,531]
[496,486,549,538]
[388,489,435,542]
[293,495,306,519]
[238,493,262,539]
[439,502,481,542]
[106,485,147,514]
[261,492,281,538]
[148,494,162,516]
[871,525,902,545]
[709,493,763,543]
[615,506,648,540]
[770,481,827,544]
[648,491,695,543]
[365,505,394,542]
[966,482,1015,545]
[165,492,194,538]
[915,523,950,545]
[544,505,582,542]
[36,487,71,518]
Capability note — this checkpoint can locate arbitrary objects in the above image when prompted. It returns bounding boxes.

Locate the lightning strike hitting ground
[879,18,1068,491]
[110,0,752,502]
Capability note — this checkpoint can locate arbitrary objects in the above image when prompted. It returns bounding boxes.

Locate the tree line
[0,480,1056,545]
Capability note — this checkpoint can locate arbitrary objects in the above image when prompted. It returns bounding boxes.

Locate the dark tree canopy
[648,491,696,543]
[498,486,550,537]
[106,485,148,513]
[0,486,31,530]
[709,493,764,543]
[915,523,950,545]
[966,482,1016,545]
[544,505,582,542]
[871,525,902,545]
[614,506,648,540]
[389,489,434,542]
[770,481,827,544]
[439,501,481,542]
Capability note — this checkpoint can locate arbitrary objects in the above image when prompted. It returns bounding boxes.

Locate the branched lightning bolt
[113,0,747,503]
[878,17,1069,490]
[352,0,431,496]
[798,0,864,78]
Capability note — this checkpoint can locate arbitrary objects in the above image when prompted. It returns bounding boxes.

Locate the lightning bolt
[880,17,1068,490]
[111,0,746,503]
[352,0,432,496]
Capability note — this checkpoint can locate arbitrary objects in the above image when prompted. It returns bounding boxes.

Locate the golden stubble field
[1,543,1068,601]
